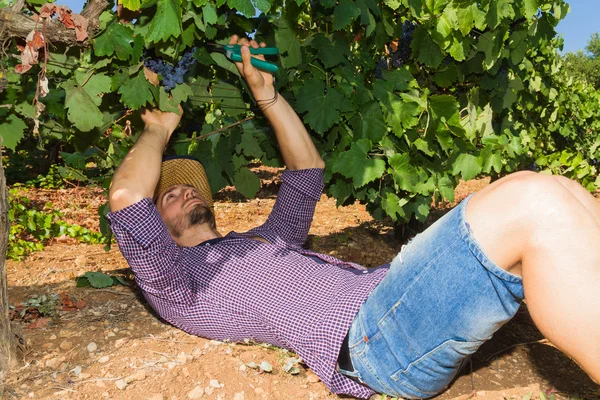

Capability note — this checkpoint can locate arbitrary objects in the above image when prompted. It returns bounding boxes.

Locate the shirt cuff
[280,168,325,200]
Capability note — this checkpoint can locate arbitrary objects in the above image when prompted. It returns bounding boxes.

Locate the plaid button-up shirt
[107,168,389,398]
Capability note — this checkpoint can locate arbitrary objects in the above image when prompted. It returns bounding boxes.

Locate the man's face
[156,184,215,238]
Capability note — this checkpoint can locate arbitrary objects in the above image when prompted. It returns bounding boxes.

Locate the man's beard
[167,203,216,239]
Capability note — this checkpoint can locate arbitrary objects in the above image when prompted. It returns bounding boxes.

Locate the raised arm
[108,107,183,212]
[230,35,325,171]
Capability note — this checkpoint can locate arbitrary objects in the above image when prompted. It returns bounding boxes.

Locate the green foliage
[1,0,599,229]
[563,32,600,89]
[8,189,103,260]
[76,271,127,288]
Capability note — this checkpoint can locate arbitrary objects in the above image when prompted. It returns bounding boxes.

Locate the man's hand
[140,106,184,139]
[229,35,275,100]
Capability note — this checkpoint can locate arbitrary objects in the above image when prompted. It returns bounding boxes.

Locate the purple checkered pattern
[107,168,389,398]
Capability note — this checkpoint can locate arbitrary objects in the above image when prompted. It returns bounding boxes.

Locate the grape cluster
[375,21,416,79]
[144,47,197,91]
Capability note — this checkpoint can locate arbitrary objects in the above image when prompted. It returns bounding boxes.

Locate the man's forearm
[255,87,325,171]
[108,125,170,211]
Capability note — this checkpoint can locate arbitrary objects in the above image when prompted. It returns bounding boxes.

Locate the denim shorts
[342,194,524,399]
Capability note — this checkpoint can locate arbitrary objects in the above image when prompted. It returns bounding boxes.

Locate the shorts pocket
[390,339,482,396]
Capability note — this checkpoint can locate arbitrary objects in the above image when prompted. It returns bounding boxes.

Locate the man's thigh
[346,195,524,399]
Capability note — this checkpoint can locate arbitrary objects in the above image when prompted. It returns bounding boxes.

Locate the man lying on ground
[107,35,600,399]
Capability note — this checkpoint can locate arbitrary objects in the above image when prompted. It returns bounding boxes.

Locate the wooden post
[0,150,17,388]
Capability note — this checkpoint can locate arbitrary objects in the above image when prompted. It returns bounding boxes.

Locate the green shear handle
[207,43,279,73]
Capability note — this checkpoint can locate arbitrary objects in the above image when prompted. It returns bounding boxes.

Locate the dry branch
[0,0,109,46]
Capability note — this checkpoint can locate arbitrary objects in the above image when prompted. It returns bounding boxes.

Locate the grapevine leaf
[236,127,263,158]
[429,95,459,125]
[350,102,387,142]
[321,0,336,7]
[202,157,229,193]
[382,192,408,221]
[131,33,145,62]
[333,139,386,187]
[158,87,181,113]
[202,3,218,25]
[93,22,134,61]
[81,272,114,288]
[254,0,273,13]
[383,0,401,10]
[522,0,538,19]
[171,83,193,103]
[63,82,104,132]
[227,0,254,17]
[0,114,27,151]
[388,153,419,191]
[482,148,503,174]
[122,0,141,10]
[452,153,482,180]
[333,0,361,31]
[486,0,516,30]
[118,71,154,110]
[437,175,455,202]
[234,167,260,198]
[296,80,347,134]
[411,26,444,68]
[75,72,111,106]
[212,81,245,116]
[146,0,183,43]
[310,34,348,69]
[275,18,302,68]
[329,180,354,206]
[456,3,486,35]
[210,53,240,76]
[405,195,430,222]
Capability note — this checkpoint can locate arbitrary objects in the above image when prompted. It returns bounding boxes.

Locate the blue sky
[556,0,599,54]
[62,0,597,55]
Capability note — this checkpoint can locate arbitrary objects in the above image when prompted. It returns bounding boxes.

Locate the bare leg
[465,171,600,383]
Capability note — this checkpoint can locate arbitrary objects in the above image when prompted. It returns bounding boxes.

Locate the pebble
[233,392,245,400]
[59,341,73,350]
[176,352,187,364]
[28,393,34,398]
[87,342,98,352]
[59,330,70,338]
[115,379,128,390]
[205,387,214,396]
[45,356,64,369]
[89,326,97,331]
[209,379,224,388]
[98,356,110,363]
[181,367,190,377]
[49,335,57,340]
[70,365,82,376]
[254,388,265,394]
[125,369,147,383]
[187,386,204,399]
[107,332,116,337]
[239,364,247,372]
[306,371,321,383]
[114,338,127,348]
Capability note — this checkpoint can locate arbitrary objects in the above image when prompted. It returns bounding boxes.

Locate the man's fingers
[229,35,238,45]
[250,40,259,48]
[240,45,253,71]
[259,42,266,48]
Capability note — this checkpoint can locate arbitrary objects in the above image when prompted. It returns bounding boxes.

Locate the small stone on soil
[59,341,73,350]
[187,386,204,399]
[209,379,223,388]
[115,379,127,390]
[98,356,110,363]
[233,392,245,400]
[87,342,97,352]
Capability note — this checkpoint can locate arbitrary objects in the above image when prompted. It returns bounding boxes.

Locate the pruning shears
[207,43,279,73]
